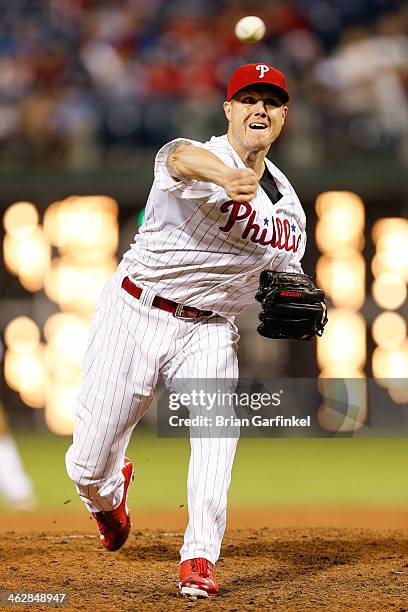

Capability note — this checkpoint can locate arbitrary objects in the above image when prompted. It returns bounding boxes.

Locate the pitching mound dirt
[2,527,408,611]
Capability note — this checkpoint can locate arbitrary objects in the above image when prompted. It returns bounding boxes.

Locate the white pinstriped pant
[65,265,240,564]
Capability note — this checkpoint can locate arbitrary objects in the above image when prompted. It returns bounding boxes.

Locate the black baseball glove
[255,270,328,340]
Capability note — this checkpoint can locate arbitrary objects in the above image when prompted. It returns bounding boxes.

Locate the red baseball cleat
[179,558,220,598]
[92,457,134,551]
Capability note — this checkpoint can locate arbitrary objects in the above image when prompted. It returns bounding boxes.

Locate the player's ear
[282,105,288,122]
[223,100,232,122]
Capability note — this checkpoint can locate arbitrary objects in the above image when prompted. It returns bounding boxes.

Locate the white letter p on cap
[256,64,270,79]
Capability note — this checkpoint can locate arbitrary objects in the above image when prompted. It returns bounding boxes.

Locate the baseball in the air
[235,16,266,44]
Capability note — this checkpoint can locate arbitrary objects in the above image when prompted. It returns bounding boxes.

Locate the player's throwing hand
[222,168,259,202]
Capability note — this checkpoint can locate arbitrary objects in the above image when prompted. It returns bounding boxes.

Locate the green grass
[5,430,408,510]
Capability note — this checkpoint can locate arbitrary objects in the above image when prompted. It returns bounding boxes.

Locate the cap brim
[230,83,289,104]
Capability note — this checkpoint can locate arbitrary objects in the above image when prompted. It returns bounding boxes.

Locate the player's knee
[65,448,100,487]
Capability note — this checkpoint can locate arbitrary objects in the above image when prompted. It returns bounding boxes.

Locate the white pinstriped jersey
[123,134,306,317]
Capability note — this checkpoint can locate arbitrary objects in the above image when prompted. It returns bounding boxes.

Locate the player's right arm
[167,141,259,203]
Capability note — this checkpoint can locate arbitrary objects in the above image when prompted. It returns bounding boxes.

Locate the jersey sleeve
[283,233,306,274]
[154,138,229,201]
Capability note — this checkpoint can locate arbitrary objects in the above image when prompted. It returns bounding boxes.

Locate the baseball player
[0,403,37,510]
[66,63,308,598]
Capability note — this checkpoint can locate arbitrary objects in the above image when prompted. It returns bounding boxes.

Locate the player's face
[223,85,288,154]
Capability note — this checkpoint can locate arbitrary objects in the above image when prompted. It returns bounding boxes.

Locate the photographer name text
[168,415,311,428]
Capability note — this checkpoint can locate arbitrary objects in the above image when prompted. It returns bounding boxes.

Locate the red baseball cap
[226,63,289,103]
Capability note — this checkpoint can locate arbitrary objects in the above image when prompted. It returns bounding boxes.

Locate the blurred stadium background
[0,0,407,517]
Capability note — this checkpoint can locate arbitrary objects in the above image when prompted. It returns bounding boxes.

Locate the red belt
[122,277,213,319]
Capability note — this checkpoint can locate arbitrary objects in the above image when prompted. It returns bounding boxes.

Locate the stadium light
[372,273,407,310]
[4,347,46,404]
[372,312,406,349]
[3,228,50,289]
[44,256,116,313]
[372,342,408,380]
[317,309,366,371]
[315,191,365,226]
[2,195,119,433]
[4,317,40,353]
[316,254,365,309]
[387,379,408,404]
[44,312,90,370]
[315,192,367,396]
[45,379,78,435]
[372,218,408,245]
[44,196,118,256]
[3,201,39,239]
